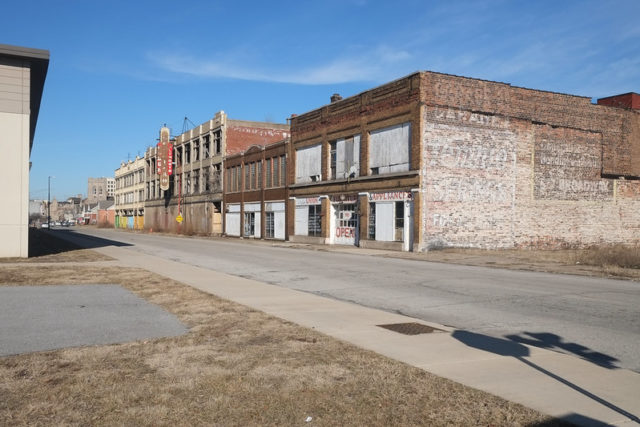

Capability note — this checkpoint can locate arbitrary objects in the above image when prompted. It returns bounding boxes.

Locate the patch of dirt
[0,264,565,426]
[382,247,640,281]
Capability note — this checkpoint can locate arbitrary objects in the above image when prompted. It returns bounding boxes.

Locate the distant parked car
[41,223,49,228]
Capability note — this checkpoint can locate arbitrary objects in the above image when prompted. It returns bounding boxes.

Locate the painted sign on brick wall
[533,127,613,201]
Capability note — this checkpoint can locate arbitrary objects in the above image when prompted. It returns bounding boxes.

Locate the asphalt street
[62,228,640,373]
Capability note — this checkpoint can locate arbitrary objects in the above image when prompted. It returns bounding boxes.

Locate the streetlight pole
[47,176,54,227]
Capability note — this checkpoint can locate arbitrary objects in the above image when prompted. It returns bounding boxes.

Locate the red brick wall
[597,93,640,110]
[97,209,115,227]
[420,72,640,178]
[225,125,289,155]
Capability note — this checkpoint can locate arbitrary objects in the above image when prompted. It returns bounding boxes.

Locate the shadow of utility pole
[505,332,619,369]
[451,330,639,425]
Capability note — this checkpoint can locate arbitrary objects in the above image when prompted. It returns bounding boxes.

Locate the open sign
[336,227,355,238]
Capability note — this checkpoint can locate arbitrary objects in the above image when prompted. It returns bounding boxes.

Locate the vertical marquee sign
[157,126,173,191]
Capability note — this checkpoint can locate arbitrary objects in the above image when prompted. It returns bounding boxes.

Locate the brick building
[288,72,640,251]
[144,111,289,235]
[224,139,288,239]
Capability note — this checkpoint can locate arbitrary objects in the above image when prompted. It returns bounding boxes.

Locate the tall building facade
[144,111,289,235]
[224,139,288,240]
[87,177,115,204]
[114,156,145,229]
[0,44,48,257]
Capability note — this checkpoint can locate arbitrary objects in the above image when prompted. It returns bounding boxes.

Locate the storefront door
[333,203,358,245]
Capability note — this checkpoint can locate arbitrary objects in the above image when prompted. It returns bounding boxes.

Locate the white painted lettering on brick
[430,177,510,203]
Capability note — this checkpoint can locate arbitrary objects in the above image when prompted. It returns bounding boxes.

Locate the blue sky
[3,0,638,200]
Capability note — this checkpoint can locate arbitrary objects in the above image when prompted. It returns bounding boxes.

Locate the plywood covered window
[330,135,360,179]
[369,122,411,175]
[295,144,322,183]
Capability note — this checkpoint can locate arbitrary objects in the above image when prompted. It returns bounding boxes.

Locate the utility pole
[47,176,54,226]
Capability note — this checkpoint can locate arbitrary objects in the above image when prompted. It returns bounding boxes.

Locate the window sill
[290,170,418,188]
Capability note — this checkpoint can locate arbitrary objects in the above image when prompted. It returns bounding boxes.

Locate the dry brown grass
[573,245,640,270]
[0,264,563,426]
[387,247,640,281]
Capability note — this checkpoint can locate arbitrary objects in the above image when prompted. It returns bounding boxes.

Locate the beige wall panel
[0,91,26,102]
[0,98,25,114]
[0,83,26,93]
[0,111,29,257]
[0,63,27,78]
[0,226,23,257]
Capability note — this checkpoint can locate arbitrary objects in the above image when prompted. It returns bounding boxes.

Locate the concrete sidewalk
[95,243,640,427]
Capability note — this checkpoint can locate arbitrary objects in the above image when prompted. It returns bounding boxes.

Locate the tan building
[145,111,289,235]
[114,156,145,229]
[87,177,115,204]
[0,44,48,257]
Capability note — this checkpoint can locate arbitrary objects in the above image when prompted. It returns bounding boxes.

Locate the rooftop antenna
[182,116,196,134]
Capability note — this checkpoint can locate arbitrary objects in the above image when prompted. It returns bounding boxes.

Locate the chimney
[330,93,343,103]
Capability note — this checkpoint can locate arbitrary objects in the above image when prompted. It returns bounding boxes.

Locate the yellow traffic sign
[176,214,183,223]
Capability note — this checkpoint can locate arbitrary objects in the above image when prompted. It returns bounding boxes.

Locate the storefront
[265,201,286,240]
[365,191,414,251]
[329,194,359,246]
[225,203,241,236]
[243,202,261,238]
[293,196,323,238]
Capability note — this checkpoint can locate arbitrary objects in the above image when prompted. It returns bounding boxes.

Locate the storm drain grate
[377,322,443,335]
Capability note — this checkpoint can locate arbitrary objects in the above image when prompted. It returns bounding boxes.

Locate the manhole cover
[377,322,443,335]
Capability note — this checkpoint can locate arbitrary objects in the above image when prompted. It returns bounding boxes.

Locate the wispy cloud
[148,45,413,85]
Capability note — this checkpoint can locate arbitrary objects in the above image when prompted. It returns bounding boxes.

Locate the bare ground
[382,247,640,281]
[0,261,564,426]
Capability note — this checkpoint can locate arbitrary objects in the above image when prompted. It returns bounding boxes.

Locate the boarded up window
[296,144,322,183]
[369,123,411,174]
[375,202,395,241]
[225,204,241,236]
[335,135,360,179]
